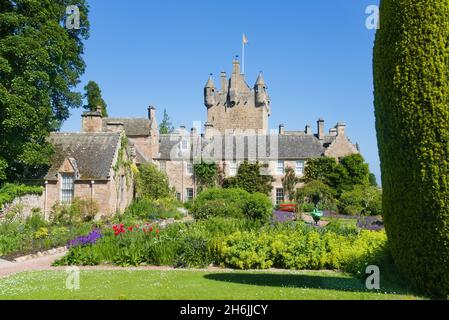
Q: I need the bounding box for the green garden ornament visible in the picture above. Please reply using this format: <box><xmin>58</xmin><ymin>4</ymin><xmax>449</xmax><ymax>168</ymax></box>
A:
<box><xmin>311</xmin><ymin>208</ymin><xmax>323</xmax><ymax>225</ymax></box>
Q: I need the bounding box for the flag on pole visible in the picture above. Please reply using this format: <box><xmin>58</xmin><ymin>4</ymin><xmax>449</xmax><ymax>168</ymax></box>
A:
<box><xmin>243</xmin><ymin>34</ymin><xmax>248</xmax><ymax>45</ymax></box>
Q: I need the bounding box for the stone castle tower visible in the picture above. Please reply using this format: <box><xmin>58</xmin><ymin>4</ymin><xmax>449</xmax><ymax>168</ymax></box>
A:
<box><xmin>204</xmin><ymin>59</ymin><xmax>271</xmax><ymax>134</ymax></box>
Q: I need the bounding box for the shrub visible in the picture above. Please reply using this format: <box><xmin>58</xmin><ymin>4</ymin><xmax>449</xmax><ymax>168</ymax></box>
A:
<box><xmin>190</xmin><ymin>188</ymin><xmax>250</xmax><ymax>220</ymax></box>
<box><xmin>338</xmin><ymin>186</ymin><xmax>382</xmax><ymax>216</ymax></box>
<box><xmin>135</xmin><ymin>164</ymin><xmax>173</xmax><ymax>200</ymax></box>
<box><xmin>25</xmin><ymin>211</ymin><xmax>47</xmax><ymax>231</ymax></box>
<box><xmin>220</xmin><ymin>226</ymin><xmax>388</xmax><ymax>272</ymax></box>
<box><xmin>124</xmin><ymin>197</ymin><xmax>183</xmax><ymax>221</ymax></box>
<box><xmin>51</xmin><ymin>198</ymin><xmax>98</xmax><ymax>225</ymax></box>
<box><xmin>296</xmin><ymin>180</ymin><xmax>337</xmax><ymax>212</ymax></box>
<box><xmin>243</xmin><ymin>193</ymin><xmax>272</xmax><ymax>223</ymax></box>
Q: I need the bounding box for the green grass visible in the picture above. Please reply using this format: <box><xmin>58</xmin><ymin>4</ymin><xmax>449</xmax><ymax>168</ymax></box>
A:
<box><xmin>0</xmin><ymin>269</ymin><xmax>423</xmax><ymax>300</ymax></box>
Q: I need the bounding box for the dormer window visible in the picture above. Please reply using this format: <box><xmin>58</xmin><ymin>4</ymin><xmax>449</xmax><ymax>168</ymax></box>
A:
<box><xmin>61</xmin><ymin>173</ymin><xmax>75</xmax><ymax>204</ymax></box>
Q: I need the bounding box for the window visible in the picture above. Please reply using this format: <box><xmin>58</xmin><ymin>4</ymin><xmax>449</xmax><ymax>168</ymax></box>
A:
<box><xmin>159</xmin><ymin>161</ymin><xmax>166</xmax><ymax>173</ymax></box>
<box><xmin>176</xmin><ymin>193</ymin><xmax>181</xmax><ymax>201</ymax></box>
<box><xmin>186</xmin><ymin>162</ymin><xmax>194</xmax><ymax>176</ymax></box>
<box><xmin>276</xmin><ymin>160</ymin><xmax>285</xmax><ymax>175</ymax></box>
<box><xmin>296</xmin><ymin>160</ymin><xmax>305</xmax><ymax>176</ymax></box>
<box><xmin>61</xmin><ymin>173</ymin><xmax>75</xmax><ymax>204</ymax></box>
<box><xmin>181</xmin><ymin>139</ymin><xmax>189</xmax><ymax>151</ymax></box>
<box><xmin>276</xmin><ymin>188</ymin><xmax>285</xmax><ymax>204</ymax></box>
<box><xmin>229</xmin><ymin>161</ymin><xmax>238</xmax><ymax>176</ymax></box>
<box><xmin>186</xmin><ymin>188</ymin><xmax>194</xmax><ymax>201</ymax></box>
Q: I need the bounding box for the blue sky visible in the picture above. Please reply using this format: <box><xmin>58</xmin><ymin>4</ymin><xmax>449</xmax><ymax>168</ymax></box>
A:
<box><xmin>62</xmin><ymin>0</ymin><xmax>381</xmax><ymax>181</ymax></box>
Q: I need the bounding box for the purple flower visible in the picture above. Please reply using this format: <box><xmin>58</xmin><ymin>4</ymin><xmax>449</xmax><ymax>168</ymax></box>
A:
<box><xmin>68</xmin><ymin>229</ymin><xmax>102</xmax><ymax>248</ymax></box>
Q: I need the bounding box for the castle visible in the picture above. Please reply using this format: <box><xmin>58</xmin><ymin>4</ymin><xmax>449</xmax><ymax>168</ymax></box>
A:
<box><xmin>39</xmin><ymin>59</ymin><xmax>359</xmax><ymax>216</ymax></box>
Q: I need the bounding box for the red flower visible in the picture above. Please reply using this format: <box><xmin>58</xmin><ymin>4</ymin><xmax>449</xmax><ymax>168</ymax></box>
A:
<box><xmin>156</xmin><ymin>230</ymin><xmax>160</xmax><ymax>235</ymax></box>
<box><xmin>149</xmin><ymin>226</ymin><xmax>153</xmax><ymax>232</ymax></box>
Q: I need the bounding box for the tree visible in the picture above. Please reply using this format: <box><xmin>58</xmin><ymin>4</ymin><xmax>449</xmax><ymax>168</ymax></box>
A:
<box><xmin>369</xmin><ymin>173</ymin><xmax>378</xmax><ymax>187</ymax></box>
<box><xmin>374</xmin><ymin>0</ymin><xmax>449</xmax><ymax>298</ymax></box>
<box><xmin>339</xmin><ymin>154</ymin><xmax>370</xmax><ymax>187</ymax></box>
<box><xmin>338</xmin><ymin>185</ymin><xmax>382</xmax><ymax>216</ymax></box>
<box><xmin>0</xmin><ymin>1</ymin><xmax>89</xmax><ymax>183</ymax></box>
<box><xmin>295</xmin><ymin>180</ymin><xmax>337</xmax><ymax>212</ymax></box>
<box><xmin>303</xmin><ymin>155</ymin><xmax>372</xmax><ymax>196</ymax></box>
<box><xmin>193</xmin><ymin>162</ymin><xmax>218</xmax><ymax>192</ymax></box>
<box><xmin>282</xmin><ymin>167</ymin><xmax>299</xmax><ymax>201</ymax></box>
<box><xmin>302</xmin><ymin>157</ymin><xmax>339</xmax><ymax>186</ymax></box>
<box><xmin>223</xmin><ymin>161</ymin><xmax>274</xmax><ymax>196</ymax></box>
<box><xmin>136</xmin><ymin>164</ymin><xmax>173</xmax><ymax>200</ymax></box>
<box><xmin>159</xmin><ymin>109</ymin><xmax>174</xmax><ymax>134</ymax></box>
<box><xmin>84</xmin><ymin>81</ymin><xmax>108</xmax><ymax>117</ymax></box>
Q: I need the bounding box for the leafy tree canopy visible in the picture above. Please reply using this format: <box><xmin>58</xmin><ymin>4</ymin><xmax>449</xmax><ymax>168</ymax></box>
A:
<box><xmin>303</xmin><ymin>155</ymin><xmax>372</xmax><ymax>196</ymax></box>
<box><xmin>0</xmin><ymin>0</ymin><xmax>89</xmax><ymax>183</ymax></box>
<box><xmin>223</xmin><ymin>161</ymin><xmax>274</xmax><ymax>196</ymax></box>
<box><xmin>159</xmin><ymin>109</ymin><xmax>174</xmax><ymax>134</ymax></box>
<box><xmin>84</xmin><ymin>80</ymin><xmax>107</xmax><ymax>117</ymax></box>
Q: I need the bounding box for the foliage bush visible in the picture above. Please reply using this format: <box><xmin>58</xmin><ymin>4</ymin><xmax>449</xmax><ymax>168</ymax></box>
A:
<box><xmin>303</xmin><ymin>155</ymin><xmax>372</xmax><ymax>197</ymax></box>
<box><xmin>338</xmin><ymin>186</ymin><xmax>382</xmax><ymax>216</ymax></box>
<box><xmin>223</xmin><ymin>161</ymin><xmax>274</xmax><ymax>195</ymax></box>
<box><xmin>220</xmin><ymin>226</ymin><xmax>388</xmax><ymax>273</ymax></box>
<box><xmin>135</xmin><ymin>164</ymin><xmax>173</xmax><ymax>200</ymax></box>
<box><xmin>243</xmin><ymin>193</ymin><xmax>273</xmax><ymax>223</ymax></box>
<box><xmin>190</xmin><ymin>188</ymin><xmax>250</xmax><ymax>220</ymax></box>
<box><xmin>0</xmin><ymin>184</ymin><xmax>43</xmax><ymax>209</ymax></box>
<box><xmin>374</xmin><ymin>0</ymin><xmax>449</xmax><ymax>298</ymax></box>
<box><xmin>123</xmin><ymin>197</ymin><xmax>183</xmax><ymax>222</ymax></box>
<box><xmin>194</xmin><ymin>162</ymin><xmax>219</xmax><ymax>192</ymax></box>
<box><xmin>50</xmin><ymin>198</ymin><xmax>98</xmax><ymax>225</ymax></box>
<box><xmin>296</xmin><ymin>180</ymin><xmax>337</xmax><ymax>212</ymax></box>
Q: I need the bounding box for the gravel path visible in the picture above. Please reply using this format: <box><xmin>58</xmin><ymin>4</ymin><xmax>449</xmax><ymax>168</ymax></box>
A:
<box><xmin>0</xmin><ymin>252</ymin><xmax>67</xmax><ymax>279</ymax></box>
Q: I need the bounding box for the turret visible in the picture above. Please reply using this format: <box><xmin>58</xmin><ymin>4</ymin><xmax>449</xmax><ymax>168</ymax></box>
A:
<box><xmin>204</xmin><ymin>74</ymin><xmax>216</xmax><ymax>108</ymax></box>
<box><xmin>255</xmin><ymin>72</ymin><xmax>267</xmax><ymax>107</ymax></box>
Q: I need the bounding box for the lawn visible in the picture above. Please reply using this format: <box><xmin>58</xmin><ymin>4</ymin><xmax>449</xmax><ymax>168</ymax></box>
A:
<box><xmin>0</xmin><ymin>269</ymin><xmax>423</xmax><ymax>300</ymax></box>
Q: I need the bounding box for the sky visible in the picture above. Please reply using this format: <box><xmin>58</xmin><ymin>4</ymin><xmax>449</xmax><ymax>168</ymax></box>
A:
<box><xmin>62</xmin><ymin>0</ymin><xmax>382</xmax><ymax>181</ymax></box>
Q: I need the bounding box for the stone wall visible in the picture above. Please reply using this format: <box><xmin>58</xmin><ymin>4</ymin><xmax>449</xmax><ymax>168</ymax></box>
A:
<box><xmin>207</xmin><ymin>101</ymin><xmax>269</xmax><ymax>134</ymax></box>
<box><xmin>1</xmin><ymin>194</ymin><xmax>45</xmax><ymax>219</ymax></box>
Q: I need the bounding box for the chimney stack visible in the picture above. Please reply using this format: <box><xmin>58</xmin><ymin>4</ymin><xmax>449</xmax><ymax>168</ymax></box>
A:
<box><xmin>336</xmin><ymin>122</ymin><xmax>346</xmax><ymax>137</ymax></box>
<box><xmin>148</xmin><ymin>105</ymin><xmax>156</xmax><ymax>120</ymax></box>
<box><xmin>317</xmin><ymin>118</ymin><xmax>325</xmax><ymax>140</ymax></box>
<box><xmin>279</xmin><ymin>124</ymin><xmax>285</xmax><ymax>135</ymax></box>
<box><xmin>305</xmin><ymin>125</ymin><xmax>312</xmax><ymax>135</ymax></box>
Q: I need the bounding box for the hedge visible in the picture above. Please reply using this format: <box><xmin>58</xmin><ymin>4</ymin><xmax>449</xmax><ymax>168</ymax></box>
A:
<box><xmin>373</xmin><ymin>0</ymin><xmax>449</xmax><ymax>298</ymax></box>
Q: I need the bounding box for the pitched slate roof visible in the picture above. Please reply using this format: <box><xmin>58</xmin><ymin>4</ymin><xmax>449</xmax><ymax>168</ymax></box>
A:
<box><xmin>103</xmin><ymin>118</ymin><xmax>150</xmax><ymax>136</ymax></box>
<box><xmin>45</xmin><ymin>132</ymin><xmax>121</xmax><ymax>180</ymax></box>
<box><xmin>156</xmin><ymin>134</ymin><xmax>326</xmax><ymax>161</ymax></box>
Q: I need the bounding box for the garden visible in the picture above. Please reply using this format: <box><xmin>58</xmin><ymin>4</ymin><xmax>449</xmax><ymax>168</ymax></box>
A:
<box><xmin>0</xmin><ymin>162</ymin><xmax>421</xmax><ymax>299</ymax></box>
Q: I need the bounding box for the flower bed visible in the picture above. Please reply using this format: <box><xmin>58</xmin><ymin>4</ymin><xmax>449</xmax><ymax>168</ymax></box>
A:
<box><xmin>55</xmin><ymin>217</ymin><xmax>389</xmax><ymax>276</ymax></box>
